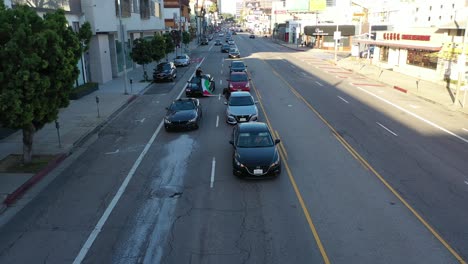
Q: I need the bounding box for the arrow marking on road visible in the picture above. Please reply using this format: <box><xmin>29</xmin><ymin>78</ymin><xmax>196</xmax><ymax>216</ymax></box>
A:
<box><xmin>377</xmin><ymin>122</ymin><xmax>398</xmax><ymax>136</ymax></box>
<box><xmin>338</xmin><ymin>96</ymin><xmax>349</xmax><ymax>104</ymax></box>
<box><xmin>216</xmin><ymin>115</ymin><xmax>219</xmax><ymax>127</ymax></box>
<box><xmin>315</xmin><ymin>81</ymin><xmax>323</xmax><ymax>87</ymax></box>
<box><xmin>105</xmin><ymin>149</ymin><xmax>120</xmax><ymax>155</ymax></box>
<box><xmin>210</xmin><ymin>157</ymin><xmax>216</xmax><ymax>188</ymax></box>
<box><xmin>135</xmin><ymin>118</ymin><xmax>146</xmax><ymax>123</ymax></box>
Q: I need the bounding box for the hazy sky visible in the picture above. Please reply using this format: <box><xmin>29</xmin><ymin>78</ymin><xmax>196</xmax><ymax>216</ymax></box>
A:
<box><xmin>220</xmin><ymin>0</ymin><xmax>237</xmax><ymax>14</ymax></box>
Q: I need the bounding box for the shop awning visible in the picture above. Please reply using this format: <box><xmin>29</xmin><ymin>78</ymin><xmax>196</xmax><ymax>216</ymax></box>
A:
<box><xmin>354</xmin><ymin>39</ymin><xmax>442</xmax><ymax>51</ymax></box>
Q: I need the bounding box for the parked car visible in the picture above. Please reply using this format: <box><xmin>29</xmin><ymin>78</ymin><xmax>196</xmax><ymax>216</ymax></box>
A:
<box><xmin>219</xmin><ymin>33</ymin><xmax>224</xmax><ymax>37</ymax></box>
<box><xmin>201</xmin><ymin>37</ymin><xmax>209</xmax><ymax>45</ymax></box>
<box><xmin>208</xmin><ymin>35</ymin><xmax>214</xmax><ymax>41</ymax></box>
<box><xmin>221</xmin><ymin>44</ymin><xmax>231</xmax><ymax>53</ymax></box>
<box><xmin>164</xmin><ymin>98</ymin><xmax>202</xmax><ymax>131</ymax></box>
<box><xmin>185</xmin><ymin>74</ymin><xmax>216</xmax><ymax>97</ymax></box>
<box><xmin>226</xmin><ymin>71</ymin><xmax>250</xmax><ymax>94</ymax></box>
<box><xmin>229</xmin><ymin>60</ymin><xmax>247</xmax><ymax>72</ymax></box>
<box><xmin>214</xmin><ymin>39</ymin><xmax>222</xmax><ymax>46</ymax></box>
<box><xmin>229</xmin><ymin>122</ymin><xmax>281</xmax><ymax>178</ymax></box>
<box><xmin>225</xmin><ymin>91</ymin><xmax>258</xmax><ymax>125</ymax></box>
<box><xmin>249</xmin><ymin>34</ymin><xmax>255</xmax><ymax>39</ymax></box>
<box><xmin>228</xmin><ymin>48</ymin><xmax>240</xmax><ymax>58</ymax></box>
<box><xmin>173</xmin><ymin>54</ymin><xmax>190</xmax><ymax>67</ymax></box>
<box><xmin>153</xmin><ymin>62</ymin><xmax>177</xmax><ymax>82</ymax></box>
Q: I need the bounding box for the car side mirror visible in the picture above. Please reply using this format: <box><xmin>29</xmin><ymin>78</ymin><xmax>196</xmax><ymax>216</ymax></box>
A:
<box><xmin>229</xmin><ymin>140</ymin><xmax>234</xmax><ymax>145</ymax></box>
<box><xmin>254</xmin><ymin>101</ymin><xmax>259</xmax><ymax>104</ymax></box>
<box><xmin>274</xmin><ymin>139</ymin><xmax>281</xmax><ymax>144</ymax></box>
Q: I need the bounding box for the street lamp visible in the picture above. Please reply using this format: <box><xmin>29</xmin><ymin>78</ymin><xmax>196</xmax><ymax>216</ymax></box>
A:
<box><xmin>117</xmin><ymin>0</ymin><xmax>129</xmax><ymax>95</ymax></box>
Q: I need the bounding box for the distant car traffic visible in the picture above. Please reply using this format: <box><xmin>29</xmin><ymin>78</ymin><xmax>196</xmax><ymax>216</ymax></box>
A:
<box><xmin>221</xmin><ymin>44</ymin><xmax>231</xmax><ymax>53</ymax></box>
<box><xmin>249</xmin><ymin>34</ymin><xmax>255</xmax><ymax>39</ymax></box>
<box><xmin>153</xmin><ymin>62</ymin><xmax>177</xmax><ymax>82</ymax></box>
<box><xmin>228</xmin><ymin>40</ymin><xmax>235</xmax><ymax>45</ymax></box>
<box><xmin>173</xmin><ymin>54</ymin><xmax>190</xmax><ymax>67</ymax></box>
<box><xmin>164</xmin><ymin>98</ymin><xmax>202</xmax><ymax>131</ymax></box>
<box><xmin>225</xmin><ymin>91</ymin><xmax>258</xmax><ymax>125</ymax></box>
<box><xmin>229</xmin><ymin>122</ymin><xmax>281</xmax><ymax>178</ymax></box>
<box><xmin>229</xmin><ymin>60</ymin><xmax>247</xmax><ymax>72</ymax></box>
<box><xmin>214</xmin><ymin>39</ymin><xmax>222</xmax><ymax>46</ymax></box>
<box><xmin>200</xmin><ymin>37</ymin><xmax>209</xmax><ymax>45</ymax></box>
<box><xmin>185</xmin><ymin>74</ymin><xmax>216</xmax><ymax>97</ymax></box>
<box><xmin>228</xmin><ymin>48</ymin><xmax>240</xmax><ymax>58</ymax></box>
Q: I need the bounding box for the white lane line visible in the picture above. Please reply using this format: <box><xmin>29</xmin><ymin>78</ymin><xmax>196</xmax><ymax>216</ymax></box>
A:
<box><xmin>376</xmin><ymin>122</ymin><xmax>398</xmax><ymax>137</ymax></box>
<box><xmin>290</xmin><ymin>65</ymin><xmax>297</xmax><ymax>69</ymax></box>
<box><xmin>464</xmin><ymin>181</ymin><xmax>468</xmax><ymax>185</ymax></box>
<box><xmin>74</xmin><ymin>56</ymin><xmax>207</xmax><ymax>264</ymax></box>
<box><xmin>220</xmin><ymin>80</ymin><xmax>223</xmax><ymax>85</ymax></box>
<box><xmin>315</xmin><ymin>81</ymin><xmax>323</xmax><ymax>87</ymax></box>
<box><xmin>218</xmin><ymin>93</ymin><xmax>221</xmax><ymax>100</ymax></box>
<box><xmin>463</xmin><ymin>128</ymin><xmax>468</xmax><ymax>132</ymax></box>
<box><xmin>210</xmin><ymin>157</ymin><xmax>216</xmax><ymax>188</ymax></box>
<box><xmin>216</xmin><ymin>115</ymin><xmax>219</xmax><ymax>127</ymax></box>
<box><xmin>73</xmin><ymin>121</ymin><xmax>164</xmax><ymax>264</ymax></box>
<box><xmin>221</xmin><ymin>69</ymin><xmax>223</xmax><ymax>74</ymax></box>
<box><xmin>338</xmin><ymin>96</ymin><xmax>349</xmax><ymax>104</ymax></box>
<box><xmin>356</xmin><ymin>86</ymin><xmax>468</xmax><ymax>144</ymax></box>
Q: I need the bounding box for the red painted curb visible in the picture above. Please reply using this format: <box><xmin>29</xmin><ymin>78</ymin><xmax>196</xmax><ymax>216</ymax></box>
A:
<box><xmin>3</xmin><ymin>153</ymin><xmax>67</xmax><ymax>206</ymax></box>
<box><xmin>393</xmin><ymin>85</ymin><xmax>408</xmax><ymax>93</ymax></box>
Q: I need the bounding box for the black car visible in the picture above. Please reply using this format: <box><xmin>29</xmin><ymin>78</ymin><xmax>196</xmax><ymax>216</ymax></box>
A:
<box><xmin>185</xmin><ymin>74</ymin><xmax>216</xmax><ymax>97</ymax></box>
<box><xmin>229</xmin><ymin>122</ymin><xmax>281</xmax><ymax>178</ymax></box>
<box><xmin>229</xmin><ymin>60</ymin><xmax>247</xmax><ymax>72</ymax></box>
<box><xmin>153</xmin><ymin>62</ymin><xmax>177</xmax><ymax>82</ymax></box>
<box><xmin>164</xmin><ymin>98</ymin><xmax>202</xmax><ymax>131</ymax></box>
<box><xmin>221</xmin><ymin>44</ymin><xmax>231</xmax><ymax>53</ymax></box>
<box><xmin>249</xmin><ymin>34</ymin><xmax>255</xmax><ymax>39</ymax></box>
<box><xmin>201</xmin><ymin>37</ymin><xmax>209</xmax><ymax>45</ymax></box>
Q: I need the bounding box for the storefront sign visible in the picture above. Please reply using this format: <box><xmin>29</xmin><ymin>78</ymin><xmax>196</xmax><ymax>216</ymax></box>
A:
<box><xmin>383</xmin><ymin>33</ymin><xmax>430</xmax><ymax>41</ymax></box>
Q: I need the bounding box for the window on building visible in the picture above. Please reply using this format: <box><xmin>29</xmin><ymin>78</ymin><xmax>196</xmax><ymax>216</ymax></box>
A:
<box><xmin>326</xmin><ymin>0</ymin><xmax>336</xmax><ymax>7</ymax></box>
<box><xmin>140</xmin><ymin>0</ymin><xmax>150</xmax><ymax>19</ymax></box>
<box><xmin>429</xmin><ymin>6</ymin><xmax>432</xmax><ymax>10</ymax></box>
<box><xmin>155</xmin><ymin>2</ymin><xmax>161</xmax><ymax>18</ymax></box>
<box><xmin>428</xmin><ymin>16</ymin><xmax>431</xmax><ymax>21</ymax></box>
<box><xmin>133</xmin><ymin>0</ymin><xmax>139</xmax><ymax>13</ymax></box>
<box><xmin>416</xmin><ymin>7</ymin><xmax>419</xmax><ymax>12</ymax></box>
<box><xmin>115</xmin><ymin>0</ymin><xmax>131</xmax><ymax>17</ymax></box>
<box><xmin>150</xmin><ymin>0</ymin><xmax>155</xmax><ymax>16</ymax></box>
<box><xmin>407</xmin><ymin>49</ymin><xmax>438</xmax><ymax>70</ymax></box>
<box><xmin>380</xmin><ymin>46</ymin><xmax>389</xmax><ymax>62</ymax></box>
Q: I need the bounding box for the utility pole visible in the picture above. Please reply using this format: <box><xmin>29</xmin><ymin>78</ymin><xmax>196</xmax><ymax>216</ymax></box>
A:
<box><xmin>334</xmin><ymin>24</ymin><xmax>339</xmax><ymax>63</ymax></box>
<box><xmin>117</xmin><ymin>0</ymin><xmax>129</xmax><ymax>95</ymax></box>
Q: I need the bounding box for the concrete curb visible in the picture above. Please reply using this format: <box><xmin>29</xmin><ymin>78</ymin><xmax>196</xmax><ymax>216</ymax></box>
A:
<box><xmin>3</xmin><ymin>153</ymin><xmax>67</xmax><ymax>206</ymax></box>
<box><xmin>393</xmin><ymin>86</ymin><xmax>408</xmax><ymax>93</ymax></box>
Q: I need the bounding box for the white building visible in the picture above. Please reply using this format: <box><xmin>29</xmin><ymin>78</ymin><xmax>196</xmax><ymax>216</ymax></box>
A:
<box><xmin>82</xmin><ymin>0</ymin><xmax>165</xmax><ymax>84</ymax></box>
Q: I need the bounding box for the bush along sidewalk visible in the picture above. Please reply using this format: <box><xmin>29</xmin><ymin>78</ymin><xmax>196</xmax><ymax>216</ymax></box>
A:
<box><xmin>69</xmin><ymin>82</ymin><xmax>99</xmax><ymax>100</ymax></box>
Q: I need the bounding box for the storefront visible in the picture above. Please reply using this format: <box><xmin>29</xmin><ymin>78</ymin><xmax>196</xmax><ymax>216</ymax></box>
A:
<box><xmin>304</xmin><ymin>25</ymin><xmax>357</xmax><ymax>50</ymax></box>
<box><xmin>356</xmin><ymin>29</ymin><xmax>444</xmax><ymax>81</ymax></box>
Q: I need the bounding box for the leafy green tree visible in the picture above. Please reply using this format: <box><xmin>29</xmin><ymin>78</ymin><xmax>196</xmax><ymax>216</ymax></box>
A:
<box><xmin>163</xmin><ymin>33</ymin><xmax>175</xmax><ymax>61</ymax></box>
<box><xmin>208</xmin><ymin>3</ymin><xmax>217</xmax><ymax>14</ymax></box>
<box><xmin>182</xmin><ymin>31</ymin><xmax>190</xmax><ymax>48</ymax></box>
<box><xmin>150</xmin><ymin>34</ymin><xmax>166</xmax><ymax>63</ymax></box>
<box><xmin>0</xmin><ymin>5</ymin><xmax>83</xmax><ymax>163</ymax></box>
<box><xmin>77</xmin><ymin>22</ymin><xmax>92</xmax><ymax>53</ymax></box>
<box><xmin>130</xmin><ymin>38</ymin><xmax>153</xmax><ymax>81</ymax></box>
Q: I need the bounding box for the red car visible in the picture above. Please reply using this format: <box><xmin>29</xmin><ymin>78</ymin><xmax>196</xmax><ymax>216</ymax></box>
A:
<box><xmin>227</xmin><ymin>72</ymin><xmax>251</xmax><ymax>93</ymax></box>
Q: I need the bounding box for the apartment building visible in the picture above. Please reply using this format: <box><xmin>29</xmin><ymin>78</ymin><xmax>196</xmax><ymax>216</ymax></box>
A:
<box><xmin>163</xmin><ymin>0</ymin><xmax>190</xmax><ymax>31</ymax></box>
<box><xmin>82</xmin><ymin>0</ymin><xmax>165</xmax><ymax>84</ymax></box>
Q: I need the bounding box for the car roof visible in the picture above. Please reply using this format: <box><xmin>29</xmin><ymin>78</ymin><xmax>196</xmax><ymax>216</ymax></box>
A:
<box><xmin>238</xmin><ymin>122</ymin><xmax>269</xmax><ymax>133</ymax></box>
<box><xmin>230</xmin><ymin>91</ymin><xmax>251</xmax><ymax>97</ymax></box>
<box><xmin>174</xmin><ymin>98</ymin><xmax>196</xmax><ymax>103</ymax></box>
<box><xmin>231</xmin><ymin>60</ymin><xmax>244</xmax><ymax>65</ymax></box>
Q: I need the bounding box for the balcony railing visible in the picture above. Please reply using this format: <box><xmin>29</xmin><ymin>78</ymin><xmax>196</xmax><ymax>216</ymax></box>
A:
<box><xmin>12</xmin><ymin>0</ymin><xmax>71</xmax><ymax>11</ymax></box>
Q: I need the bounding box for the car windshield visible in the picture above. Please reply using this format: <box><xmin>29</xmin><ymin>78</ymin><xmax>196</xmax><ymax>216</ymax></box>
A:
<box><xmin>237</xmin><ymin>132</ymin><xmax>274</xmax><ymax>148</ymax></box>
<box><xmin>230</xmin><ymin>74</ymin><xmax>248</xmax><ymax>82</ymax></box>
<box><xmin>169</xmin><ymin>101</ymin><xmax>195</xmax><ymax>111</ymax></box>
<box><xmin>158</xmin><ymin>64</ymin><xmax>172</xmax><ymax>71</ymax></box>
<box><xmin>230</xmin><ymin>49</ymin><xmax>238</xmax><ymax>53</ymax></box>
<box><xmin>189</xmin><ymin>76</ymin><xmax>202</xmax><ymax>84</ymax></box>
<box><xmin>232</xmin><ymin>62</ymin><xmax>244</xmax><ymax>68</ymax></box>
<box><xmin>229</xmin><ymin>96</ymin><xmax>253</xmax><ymax>106</ymax></box>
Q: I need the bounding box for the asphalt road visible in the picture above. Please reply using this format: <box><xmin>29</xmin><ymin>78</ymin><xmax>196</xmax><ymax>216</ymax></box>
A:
<box><xmin>0</xmin><ymin>34</ymin><xmax>466</xmax><ymax>264</ymax></box>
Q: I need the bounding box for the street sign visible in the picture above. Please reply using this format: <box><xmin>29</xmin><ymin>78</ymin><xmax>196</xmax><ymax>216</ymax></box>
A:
<box><xmin>334</xmin><ymin>31</ymin><xmax>341</xmax><ymax>40</ymax></box>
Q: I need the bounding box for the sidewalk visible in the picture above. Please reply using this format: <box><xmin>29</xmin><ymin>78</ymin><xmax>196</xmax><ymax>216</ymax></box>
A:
<box><xmin>274</xmin><ymin>39</ymin><xmax>468</xmax><ymax>115</ymax></box>
<box><xmin>0</xmin><ymin>41</ymin><xmax>200</xmax><ymax>211</ymax></box>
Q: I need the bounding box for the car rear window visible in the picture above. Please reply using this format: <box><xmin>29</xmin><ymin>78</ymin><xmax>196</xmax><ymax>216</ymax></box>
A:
<box><xmin>229</xmin><ymin>95</ymin><xmax>254</xmax><ymax>106</ymax></box>
<box><xmin>170</xmin><ymin>101</ymin><xmax>195</xmax><ymax>111</ymax></box>
<box><xmin>230</xmin><ymin>73</ymin><xmax>248</xmax><ymax>82</ymax></box>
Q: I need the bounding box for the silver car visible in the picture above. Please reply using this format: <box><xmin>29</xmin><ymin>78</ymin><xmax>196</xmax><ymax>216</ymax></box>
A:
<box><xmin>174</xmin><ymin>54</ymin><xmax>190</xmax><ymax>67</ymax></box>
<box><xmin>225</xmin><ymin>91</ymin><xmax>258</xmax><ymax>124</ymax></box>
